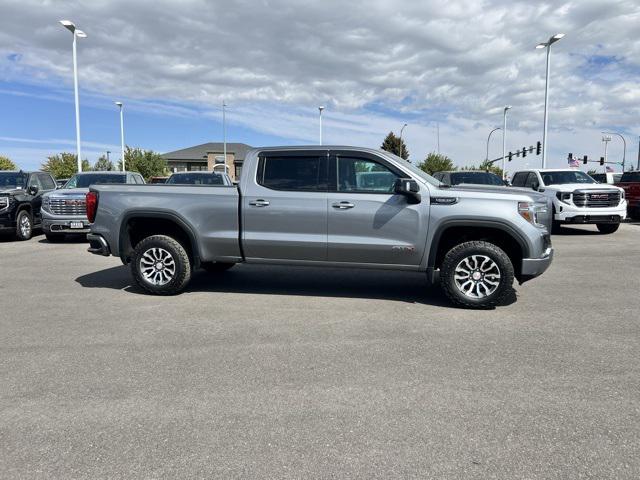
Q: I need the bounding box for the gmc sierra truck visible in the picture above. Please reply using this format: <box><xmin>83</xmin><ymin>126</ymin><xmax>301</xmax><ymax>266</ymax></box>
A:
<box><xmin>86</xmin><ymin>146</ymin><xmax>553</xmax><ymax>308</ymax></box>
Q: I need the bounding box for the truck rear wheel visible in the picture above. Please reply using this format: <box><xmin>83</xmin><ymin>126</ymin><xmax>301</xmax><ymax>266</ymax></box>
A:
<box><xmin>131</xmin><ymin>235</ymin><xmax>192</xmax><ymax>295</ymax></box>
<box><xmin>440</xmin><ymin>241</ymin><xmax>514</xmax><ymax>309</ymax></box>
<box><xmin>596</xmin><ymin>223</ymin><xmax>619</xmax><ymax>234</ymax></box>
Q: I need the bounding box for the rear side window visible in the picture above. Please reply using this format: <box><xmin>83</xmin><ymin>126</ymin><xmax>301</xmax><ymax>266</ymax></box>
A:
<box><xmin>258</xmin><ymin>156</ymin><xmax>324</xmax><ymax>191</ymax></box>
<box><xmin>620</xmin><ymin>172</ymin><xmax>640</xmax><ymax>182</ymax></box>
<box><xmin>524</xmin><ymin>173</ymin><xmax>539</xmax><ymax>188</ymax></box>
<box><xmin>511</xmin><ymin>172</ymin><xmax>528</xmax><ymax>187</ymax></box>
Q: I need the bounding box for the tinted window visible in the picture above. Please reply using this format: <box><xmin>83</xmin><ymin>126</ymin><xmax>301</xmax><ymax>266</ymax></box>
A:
<box><xmin>167</xmin><ymin>173</ymin><xmax>226</xmax><ymax>185</ymax></box>
<box><xmin>590</xmin><ymin>173</ymin><xmax>606</xmax><ymax>183</ymax></box>
<box><xmin>524</xmin><ymin>173</ymin><xmax>539</xmax><ymax>188</ymax></box>
<box><xmin>449</xmin><ymin>172</ymin><xmax>503</xmax><ymax>186</ymax></box>
<box><xmin>38</xmin><ymin>173</ymin><xmax>56</xmax><ymax>190</ymax></box>
<box><xmin>540</xmin><ymin>170</ymin><xmax>595</xmax><ymax>185</ymax></box>
<box><xmin>620</xmin><ymin>172</ymin><xmax>640</xmax><ymax>182</ymax></box>
<box><xmin>28</xmin><ymin>174</ymin><xmax>43</xmax><ymax>190</ymax></box>
<box><xmin>0</xmin><ymin>172</ymin><xmax>28</xmax><ymax>189</ymax></box>
<box><xmin>337</xmin><ymin>157</ymin><xmax>398</xmax><ymax>193</ymax></box>
<box><xmin>511</xmin><ymin>172</ymin><xmax>528</xmax><ymax>187</ymax></box>
<box><xmin>65</xmin><ymin>174</ymin><xmax>127</xmax><ymax>188</ymax></box>
<box><xmin>259</xmin><ymin>156</ymin><xmax>323</xmax><ymax>191</ymax></box>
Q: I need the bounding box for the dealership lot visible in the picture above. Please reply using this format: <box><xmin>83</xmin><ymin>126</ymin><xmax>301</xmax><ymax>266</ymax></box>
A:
<box><xmin>1</xmin><ymin>224</ymin><xmax>639</xmax><ymax>478</ymax></box>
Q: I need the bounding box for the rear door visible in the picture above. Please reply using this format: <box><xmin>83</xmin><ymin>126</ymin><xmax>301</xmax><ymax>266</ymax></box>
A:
<box><xmin>242</xmin><ymin>150</ymin><xmax>328</xmax><ymax>261</ymax></box>
<box><xmin>326</xmin><ymin>151</ymin><xmax>428</xmax><ymax>266</ymax></box>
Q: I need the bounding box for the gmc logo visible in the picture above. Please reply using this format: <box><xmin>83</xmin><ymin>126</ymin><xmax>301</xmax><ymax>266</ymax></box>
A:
<box><xmin>589</xmin><ymin>194</ymin><xmax>608</xmax><ymax>200</ymax></box>
<box><xmin>64</xmin><ymin>200</ymin><xmax>85</xmax><ymax>206</ymax></box>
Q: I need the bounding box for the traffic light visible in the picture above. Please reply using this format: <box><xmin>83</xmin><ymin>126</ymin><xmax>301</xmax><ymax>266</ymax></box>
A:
<box><xmin>600</xmin><ymin>157</ymin><xmax>605</xmax><ymax>165</ymax></box>
<box><xmin>583</xmin><ymin>155</ymin><xmax>588</xmax><ymax>164</ymax></box>
<box><xmin>522</xmin><ymin>147</ymin><xmax>527</xmax><ymax>158</ymax></box>
<box><xmin>536</xmin><ymin>141</ymin><xmax>542</xmax><ymax>155</ymax></box>
<box><xmin>508</xmin><ymin>151</ymin><xmax>513</xmax><ymax>161</ymax></box>
<box><xmin>528</xmin><ymin>146</ymin><xmax>534</xmax><ymax>154</ymax></box>
<box><xmin>568</xmin><ymin>153</ymin><xmax>573</xmax><ymax>162</ymax></box>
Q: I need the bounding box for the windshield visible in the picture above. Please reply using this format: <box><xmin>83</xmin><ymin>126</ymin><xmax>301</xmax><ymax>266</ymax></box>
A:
<box><xmin>65</xmin><ymin>173</ymin><xmax>127</xmax><ymax>188</ymax></box>
<box><xmin>167</xmin><ymin>173</ymin><xmax>225</xmax><ymax>185</ymax></box>
<box><xmin>449</xmin><ymin>172</ymin><xmax>503</xmax><ymax>186</ymax></box>
<box><xmin>541</xmin><ymin>170</ymin><xmax>596</xmax><ymax>186</ymax></box>
<box><xmin>381</xmin><ymin>152</ymin><xmax>443</xmax><ymax>186</ymax></box>
<box><xmin>0</xmin><ymin>172</ymin><xmax>28</xmax><ymax>190</ymax></box>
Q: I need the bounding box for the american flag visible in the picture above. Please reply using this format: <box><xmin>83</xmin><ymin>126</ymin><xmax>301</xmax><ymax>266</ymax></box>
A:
<box><xmin>568</xmin><ymin>158</ymin><xmax>580</xmax><ymax>168</ymax></box>
<box><xmin>606</xmin><ymin>166</ymin><xmax>615</xmax><ymax>172</ymax></box>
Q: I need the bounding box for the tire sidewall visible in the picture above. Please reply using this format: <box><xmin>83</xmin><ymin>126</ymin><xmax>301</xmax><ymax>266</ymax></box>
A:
<box><xmin>131</xmin><ymin>235</ymin><xmax>191</xmax><ymax>295</ymax></box>
<box><xmin>596</xmin><ymin>223</ymin><xmax>619</xmax><ymax>234</ymax></box>
<box><xmin>16</xmin><ymin>210</ymin><xmax>33</xmax><ymax>241</ymax></box>
<box><xmin>440</xmin><ymin>242</ymin><xmax>514</xmax><ymax>308</ymax></box>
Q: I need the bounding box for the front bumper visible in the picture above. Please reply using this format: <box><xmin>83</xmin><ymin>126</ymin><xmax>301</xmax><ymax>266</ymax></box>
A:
<box><xmin>520</xmin><ymin>247</ymin><xmax>554</xmax><ymax>283</ymax></box>
<box><xmin>554</xmin><ymin>200</ymin><xmax>627</xmax><ymax>223</ymax></box>
<box><xmin>87</xmin><ymin>234</ymin><xmax>111</xmax><ymax>256</ymax></box>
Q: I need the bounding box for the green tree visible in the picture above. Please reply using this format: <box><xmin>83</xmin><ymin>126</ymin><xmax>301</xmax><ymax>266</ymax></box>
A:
<box><xmin>119</xmin><ymin>146</ymin><xmax>167</xmax><ymax>180</ymax></box>
<box><xmin>462</xmin><ymin>159</ymin><xmax>504</xmax><ymax>179</ymax></box>
<box><xmin>0</xmin><ymin>155</ymin><xmax>17</xmax><ymax>170</ymax></box>
<box><xmin>41</xmin><ymin>153</ymin><xmax>91</xmax><ymax>178</ymax></box>
<box><xmin>380</xmin><ymin>131</ymin><xmax>409</xmax><ymax>160</ymax></box>
<box><xmin>417</xmin><ymin>152</ymin><xmax>455</xmax><ymax>175</ymax></box>
<box><xmin>94</xmin><ymin>155</ymin><xmax>114</xmax><ymax>171</ymax></box>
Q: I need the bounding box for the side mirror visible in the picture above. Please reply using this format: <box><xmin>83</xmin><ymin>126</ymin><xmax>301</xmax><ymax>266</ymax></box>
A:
<box><xmin>394</xmin><ymin>178</ymin><xmax>421</xmax><ymax>204</ymax></box>
<box><xmin>28</xmin><ymin>185</ymin><xmax>39</xmax><ymax>195</ymax></box>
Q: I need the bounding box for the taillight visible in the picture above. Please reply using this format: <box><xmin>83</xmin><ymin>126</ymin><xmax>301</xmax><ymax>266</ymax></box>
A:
<box><xmin>86</xmin><ymin>191</ymin><xmax>98</xmax><ymax>223</ymax></box>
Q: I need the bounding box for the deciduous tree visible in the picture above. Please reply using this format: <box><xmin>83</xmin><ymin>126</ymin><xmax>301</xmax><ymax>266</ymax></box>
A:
<box><xmin>417</xmin><ymin>152</ymin><xmax>455</xmax><ymax>175</ymax></box>
<box><xmin>0</xmin><ymin>155</ymin><xmax>17</xmax><ymax>170</ymax></box>
<box><xmin>41</xmin><ymin>153</ymin><xmax>90</xmax><ymax>178</ymax></box>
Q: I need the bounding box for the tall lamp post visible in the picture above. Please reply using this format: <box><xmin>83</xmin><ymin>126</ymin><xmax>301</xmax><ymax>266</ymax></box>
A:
<box><xmin>399</xmin><ymin>123</ymin><xmax>408</xmax><ymax>158</ymax></box>
<box><xmin>318</xmin><ymin>106</ymin><xmax>325</xmax><ymax>145</ymax></box>
<box><xmin>59</xmin><ymin>20</ymin><xmax>87</xmax><ymax>173</ymax></box>
<box><xmin>486</xmin><ymin>127</ymin><xmax>501</xmax><ymax>162</ymax></box>
<box><xmin>502</xmin><ymin>106</ymin><xmax>511</xmax><ymax>180</ymax></box>
<box><xmin>115</xmin><ymin>102</ymin><xmax>125</xmax><ymax>171</ymax></box>
<box><xmin>602</xmin><ymin>131</ymin><xmax>626</xmax><ymax>171</ymax></box>
<box><xmin>536</xmin><ymin>33</ymin><xmax>565</xmax><ymax>168</ymax></box>
<box><xmin>222</xmin><ymin>100</ymin><xmax>227</xmax><ymax>166</ymax></box>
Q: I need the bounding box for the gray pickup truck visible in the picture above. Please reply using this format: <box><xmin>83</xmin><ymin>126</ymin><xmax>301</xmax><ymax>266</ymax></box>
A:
<box><xmin>87</xmin><ymin>146</ymin><xmax>553</xmax><ymax>308</ymax></box>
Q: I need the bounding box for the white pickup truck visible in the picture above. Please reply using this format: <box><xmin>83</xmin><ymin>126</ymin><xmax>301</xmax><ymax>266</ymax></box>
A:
<box><xmin>511</xmin><ymin>168</ymin><xmax>627</xmax><ymax>233</ymax></box>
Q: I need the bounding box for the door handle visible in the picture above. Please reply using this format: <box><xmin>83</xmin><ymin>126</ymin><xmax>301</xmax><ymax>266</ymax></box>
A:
<box><xmin>332</xmin><ymin>201</ymin><xmax>355</xmax><ymax>209</ymax></box>
<box><xmin>249</xmin><ymin>199</ymin><xmax>270</xmax><ymax>207</ymax></box>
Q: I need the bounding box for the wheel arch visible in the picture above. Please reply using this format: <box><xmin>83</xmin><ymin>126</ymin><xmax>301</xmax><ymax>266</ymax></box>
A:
<box><xmin>119</xmin><ymin>211</ymin><xmax>201</xmax><ymax>267</ymax></box>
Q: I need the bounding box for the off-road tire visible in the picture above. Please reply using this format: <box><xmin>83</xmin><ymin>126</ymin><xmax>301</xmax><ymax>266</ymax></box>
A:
<box><xmin>596</xmin><ymin>223</ymin><xmax>619</xmax><ymax>234</ymax></box>
<box><xmin>15</xmin><ymin>210</ymin><xmax>33</xmax><ymax>241</ymax></box>
<box><xmin>440</xmin><ymin>241</ymin><xmax>515</xmax><ymax>309</ymax></box>
<box><xmin>131</xmin><ymin>235</ymin><xmax>192</xmax><ymax>295</ymax></box>
<box><xmin>201</xmin><ymin>262</ymin><xmax>236</xmax><ymax>273</ymax></box>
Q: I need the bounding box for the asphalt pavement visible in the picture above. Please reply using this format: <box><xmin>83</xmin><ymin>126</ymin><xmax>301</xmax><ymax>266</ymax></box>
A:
<box><xmin>1</xmin><ymin>223</ymin><xmax>639</xmax><ymax>479</ymax></box>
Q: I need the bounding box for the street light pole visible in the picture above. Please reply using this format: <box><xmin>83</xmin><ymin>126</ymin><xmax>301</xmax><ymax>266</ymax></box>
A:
<box><xmin>318</xmin><ymin>106</ymin><xmax>324</xmax><ymax>145</ymax></box>
<box><xmin>602</xmin><ymin>131</ymin><xmax>626</xmax><ymax>171</ymax></box>
<box><xmin>60</xmin><ymin>20</ymin><xmax>87</xmax><ymax>173</ymax></box>
<box><xmin>115</xmin><ymin>102</ymin><xmax>125</xmax><ymax>171</ymax></box>
<box><xmin>222</xmin><ymin>100</ymin><xmax>227</xmax><ymax>165</ymax></box>
<box><xmin>399</xmin><ymin>123</ymin><xmax>408</xmax><ymax>158</ymax></box>
<box><xmin>502</xmin><ymin>106</ymin><xmax>511</xmax><ymax>180</ymax></box>
<box><xmin>536</xmin><ymin>33</ymin><xmax>565</xmax><ymax>168</ymax></box>
<box><xmin>486</xmin><ymin>127</ymin><xmax>501</xmax><ymax>162</ymax></box>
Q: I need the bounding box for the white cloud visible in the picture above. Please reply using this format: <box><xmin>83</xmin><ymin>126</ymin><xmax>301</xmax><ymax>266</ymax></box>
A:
<box><xmin>0</xmin><ymin>0</ymin><xmax>639</xmax><ymax>170</ymax></box>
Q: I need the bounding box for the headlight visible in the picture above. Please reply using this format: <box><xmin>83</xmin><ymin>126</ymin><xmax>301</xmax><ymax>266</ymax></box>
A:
<box><xmin>518</xmin><ymin>201</ymin><xmax>547</xmax><ymax>228</ymax></box>
<box><xmin>41</xmin><ymin>196</ymin><xmax>51</xmax><ymax>212</ymax></box>
<box><xmin>555</xmin><ymin>191</ymin><xmax>571</xmax><ymax>204</ymax></box>
<box><xmin>0</xmin><ymin>196</ymin><xmax>9</xmax><ymax>211</ymax></box>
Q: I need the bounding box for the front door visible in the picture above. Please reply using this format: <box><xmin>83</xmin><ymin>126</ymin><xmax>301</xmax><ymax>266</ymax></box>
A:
<box><xmin>327</xmin><ymin>152</ymin><xmax>428</xmax><ymax>266</ymax></box>
<box><xmin>242</xmin><ymin>151</ymin><xmax>328</xmax><ymax>261</ymax></box>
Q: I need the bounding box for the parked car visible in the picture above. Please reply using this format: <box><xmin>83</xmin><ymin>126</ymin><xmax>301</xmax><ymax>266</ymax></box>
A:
<box><xmin>615</xmin><ymin>170</ymin><xmax>640</xmax><ymax>220</ymax></box>
<box><xmin>511</xmin><ymin>169</ymin><xmax>626</xmax><ymax>234</ymax></box>
<box><xmin>56</xmin><ymin>178</ymin><xmax>70</xmax><ymax>189</ymax></box>
<box><xmin>433</xmin><ymin>170</ymin><xmax>505</xmax><ymax>186</ymax></box>
<box><xmin>148</xmin><ymin>176</ymin><xmax>169</xmax><ymax>184</ymax></box>
<box><xmin>41</xmin><ymin>171</ymin><xmax>145</xmax><ymax>242</ymax></box>
<box><xmin>87</xmin><ymin>146</ymin><xmax>553</xmax><ymax>309</ymax></box>
<box><xmin>166</xmin><ymin>171</ymin><xmax>233</xmax><ymax>185</ymax></box>
<box><xmin>589</xmin><ymin>172</ymin><xmax>622</xmax><ymax>184</ymax></box>
<box><xmin>0</xmin><ymin>170</ymin><xmax>57</xmax><ymax>240</ymax></box>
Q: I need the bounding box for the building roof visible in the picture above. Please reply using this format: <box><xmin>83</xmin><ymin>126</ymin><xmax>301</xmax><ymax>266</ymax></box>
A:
<box><xmin>162</xmin><ymin>142</ymin><xmax>253</xmax><ymax>162</ymax></box>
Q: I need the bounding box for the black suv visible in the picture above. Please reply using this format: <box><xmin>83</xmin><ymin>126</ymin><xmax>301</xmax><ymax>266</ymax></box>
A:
<box><xmin>0</xmin><ymin>171</ymin><xmax>57</xmax><ymax>240</ymax></box>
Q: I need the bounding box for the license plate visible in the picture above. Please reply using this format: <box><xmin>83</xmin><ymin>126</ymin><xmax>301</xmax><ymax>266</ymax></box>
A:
<box><xmin>69</xmin><ymin>221</ymin><xmax>85</xmax><ymax>229</ymax></box>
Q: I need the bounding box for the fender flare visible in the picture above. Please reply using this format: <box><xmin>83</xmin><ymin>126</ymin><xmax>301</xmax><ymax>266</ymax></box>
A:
<box><xmin>118</xmin><ymin>210</ymin><xmax>201</xmax><ymax>266</ymax></box>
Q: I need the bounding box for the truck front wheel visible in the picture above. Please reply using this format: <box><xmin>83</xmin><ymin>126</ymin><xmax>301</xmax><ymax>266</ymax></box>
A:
<box><xmin>440</xmin><ymin>241</ymin><xmax>514</xmax><ymax>309</ymax></box>
<box><xmin>596</xmin><ymin>223</ymin><xmax>619</xmax><ymax>234</ymax></box>
<box><xmin>131</xmin><ymin>235</ymin><xmax>192</xmax><ymax>295</ymax></box>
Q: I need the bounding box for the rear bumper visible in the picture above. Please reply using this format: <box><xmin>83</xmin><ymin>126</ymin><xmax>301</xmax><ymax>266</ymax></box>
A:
<box><xmin>42</xmin><ymin>213</ymin><xmax>91</xmax><ymax>233</ymax></box>
<box><xmin>520</xmin><ymin>247</ymin><xmax>553</xmax><ymax>283</ymax></box>
<box><xmin>87</xmin><ymin>233</ymin><xmax>111</xmax><ymax>256</ymax></box>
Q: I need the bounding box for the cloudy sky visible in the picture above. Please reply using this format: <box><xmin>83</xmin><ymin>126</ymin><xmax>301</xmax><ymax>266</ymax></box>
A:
<box><xmin>1</xmin><ymin>0</ymin><xmax>639</xmax><ymax>173</ymax></box>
